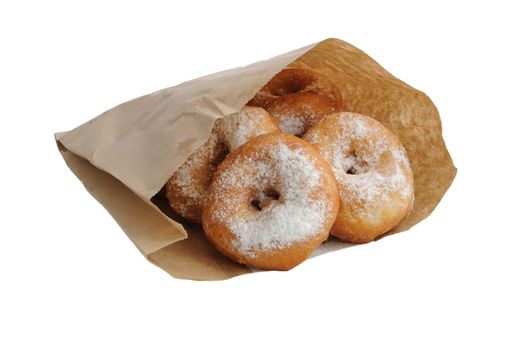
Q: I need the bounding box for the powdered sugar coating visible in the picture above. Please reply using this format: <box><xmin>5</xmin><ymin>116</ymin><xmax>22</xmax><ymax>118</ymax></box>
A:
<box><xmin>166</xmin><ymin>134</ymin><xmax>224</xmax><ymax>220</ymax></box>
<box><xmin>304</xmin><ymin>112</ymin><xmax>414</xmax><ymax>228</ymax></box>
<box><xmin>206</xmin><ymin>136</ymin><xmax>335</xmax><ymax>258</ymax></box>
<box><xmin>278</xmin><ymin>115</ymin><xmax>304</xmax><ymax>135</ymax></box>
<box><xmin>335</xmin><ymin>116</ymin><xmax>411</xmax><ymax>207</ymax></box>
<box><xmin>166</xmin><ymin>107</ymin><xmax>279</xmax><ymax>223</ymax></box>
<box><xmin>214</xmin><ymin>106</ymin><xmax>279</xmax><ymax>150</ymax></box>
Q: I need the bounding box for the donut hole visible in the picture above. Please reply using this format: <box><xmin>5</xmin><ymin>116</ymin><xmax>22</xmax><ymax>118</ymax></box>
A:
<box><xmin>346</xmin><ymin>166</ymin><xmax>358</xmax><ymax>175</ymax></box>
<box><xmin>346</xmin><ymin>163</ymin><xmax>368</xmax><ymax>175</ymax></box>
<box><xmin>283</xmin><ymin>81</ymin><xmax>305</xmax><ymax>95</ymax></box>
<box><xmin>344</xmin><ymin>150</ymin><xmax>368</xmax><ymax>175</ymax></box>
<box><xmin>251</xmin><ymin>189</ymin><xmax>281</xmax><ymax>211</ymax></box>
<box><xmin>264</xmin><ymin>189</ymin><xmax>280</xmax><ymax>201</ymax></box>
<box><xmin>251</xmin><ymin>199</ymin><xmax>263</xmax><ymax>211</ymax></box>
<box><xmin>270</xmin><ymin>76</ymin><xmax>308</xmax><ymax>96</ymax></box>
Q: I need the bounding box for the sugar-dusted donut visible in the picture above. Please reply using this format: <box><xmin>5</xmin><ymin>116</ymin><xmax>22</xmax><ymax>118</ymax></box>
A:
<box><xmin>202</xmin><ymin>132</ymin><xmax>340</xmax><ymax>270</ymax></box>
<box><xmin>247</xmin><ymin>68</ymin><xmax>345</xmax><ymax>136</ymax></box>
<box><xmin>165</xmin><ymin>106</ymin><xmax>280</xmax><ymax>223</ymax></box>
<box><xmin>303</xmin><ymin>112</ymin><xmax>414</xmax><ymax>243</ymax></box>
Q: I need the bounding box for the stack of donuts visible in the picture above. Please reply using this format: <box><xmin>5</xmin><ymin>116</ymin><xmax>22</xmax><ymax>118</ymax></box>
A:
<box><xmin>166</xmin><ymin>68</ymin><xmax>414</xmax><ymax>271</ymax></box>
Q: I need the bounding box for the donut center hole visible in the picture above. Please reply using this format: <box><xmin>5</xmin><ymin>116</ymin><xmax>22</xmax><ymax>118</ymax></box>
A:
<box><xmin>250</xmin><ymin>199</ymin><xmax>263</xmax><ymax>211</ymax></box>
<box><xmin>344</xmin><ymin>151</ymin><xmax>367</xmax><ymax>175</ymax></box>
<box><xmin>272</xmin><ymin>80</ymin><xmax>306</xmax><ymax>96</ymax></box>
<box><xmin>264</xmin><ymin>189</ymin><xmax>280</xmax><ymax>201</ymax></box>
<box><xmin>284</xmin><ymin>82</ymin><xmax>305</xmax><ymax>94</ymax></box>
<box><xmin>346</xmin><ymin>167</ymin><xmax>358</xmax><ymax>175</ymax></box>
<box><xmin>251</xmin><ymin>189</ymin><xmax>280</xmax><ymax>211</ymax></box>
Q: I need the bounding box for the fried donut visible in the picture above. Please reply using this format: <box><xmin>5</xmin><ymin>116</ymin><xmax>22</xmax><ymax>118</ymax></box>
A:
<box><xmin>303</xmin><ymin>112</ymin><xmax>414</xmax><ymax>243</ymax></box>
<box><xmin>247</xmin><ymin>68</ymin><xmax>345</xmax><ymax>136</ymax></box>
<box><xmin>166</xmin><ymin>106</ymin><xmax>280</xmax><ymax>223</ymax></box>
<box><xmin>202</xmin><ymin>132</ymin><xmax>340</xmax><ymax>270</ymax></box>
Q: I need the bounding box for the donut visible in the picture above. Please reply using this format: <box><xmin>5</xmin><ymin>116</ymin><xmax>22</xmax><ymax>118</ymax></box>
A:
<box><xmin>165</xmin><ymin>106</ymin><xmax>280</xmax><ymax>223</ymax></box>
<box><xmin>202</xmin><ymin>132</ymin><xmax>340</xmax><ymax>270</ymax></box>
<box><xmin>303</xmin><ymin>112</ymin><xmax>414</xmax><ymax>243</ymax></box>
<box><xmin>247</xmin><ymin>68</ymin><xmax>345</xmax><ymax>136</ymax></box>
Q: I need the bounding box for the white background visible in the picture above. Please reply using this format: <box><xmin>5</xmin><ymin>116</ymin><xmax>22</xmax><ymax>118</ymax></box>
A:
<box><xmin>1</xmin><ymin>1</ymin><xmax>524</xmax><ymax>349</ymax></box>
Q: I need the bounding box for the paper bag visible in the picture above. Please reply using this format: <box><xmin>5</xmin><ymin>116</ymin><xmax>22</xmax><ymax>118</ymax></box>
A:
<box><xmin>56</xmin><ymin>38</ymin><xmax>456</xmax><ymax>281</ymax></box>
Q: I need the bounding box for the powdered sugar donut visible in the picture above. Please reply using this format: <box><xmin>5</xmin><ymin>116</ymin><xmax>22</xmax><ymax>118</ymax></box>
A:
<box><xmin>303</xmin><ymin>112</ymin><xmax>414</xmax><ymax>243</ymax></box>
<box><xmin>247</xmin><ymin>68</ymin><xmax>345</xmax><ymax>136</ymax></box>
<box><xmin>202</xmin><ymin>132</ymin><xmax>339</xmax><ymax>270</ymax></box>
<box><xmin>166</xmin><ymin>107</ymin><xmax>280</xmax><ymax>223</ymax></box>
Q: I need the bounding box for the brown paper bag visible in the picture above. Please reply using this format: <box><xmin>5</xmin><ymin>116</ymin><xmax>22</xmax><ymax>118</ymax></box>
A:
<box><xmin>55</xmin><ymin>38</ymin><xmax>456</xmax><ymax>281</ymax></box>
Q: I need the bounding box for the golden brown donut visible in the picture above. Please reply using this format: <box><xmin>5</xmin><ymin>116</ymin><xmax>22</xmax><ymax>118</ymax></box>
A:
<box><xmin>247</xmin><ymin>68</ymin><xmax>345</xmax><ymax>136</ymax></box>
<box><xmin>202</xmin><ymin>132</ymin><xmax>340</xmax><ymax>270</ymax></box>
<box><xmin>165</xmin><ymin>106</ymin><xmax>280</xmax><ymax>223</ymax></box>
<box><xmin>303</xmin><ymin>112</ymin><xmax>414</xmax><ymax>243</ymax></box>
